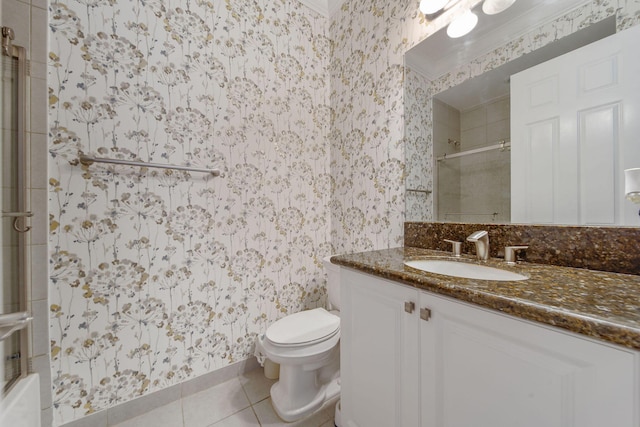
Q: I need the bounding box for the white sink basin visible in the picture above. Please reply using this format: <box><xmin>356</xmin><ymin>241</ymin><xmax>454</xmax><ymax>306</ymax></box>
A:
<box><xmin>405</xmin><ymin>259</ymin><xmax>528</xmax><ymax>281</ymax></box>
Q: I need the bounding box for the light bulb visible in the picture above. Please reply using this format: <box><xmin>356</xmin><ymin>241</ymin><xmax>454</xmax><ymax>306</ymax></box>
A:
<box><xmin>420</xmin><ymin>0</ymin><xmax>449</xmax><ymax>15</ymax></box>
<box><xmin>624</xmin><ymin>168</ymin><xmax>640</xmax><ymax>204</ymax></box>
<box><xmin>626</xmin><ymin>192</ymin><xmax>640</xmax><ymax>203</ymax></box>
<box><xmin>482</xmin><ymin>0</ymin><xmax>517</xmax><ymax>15</ymax></box>
<box><xmin>446</xmin><ymin>10</ymin><xmax>478</xmax><ymax>38</ymax></box>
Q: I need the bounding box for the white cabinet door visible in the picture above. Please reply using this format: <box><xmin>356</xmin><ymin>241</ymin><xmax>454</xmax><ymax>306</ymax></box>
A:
<box><xmin>420</xmin><ymin>292</ymin><xmax>637</xmax><ymax>427</ymax></box>
<box><xmin>340</xmin><ymin>269</ymin><xmax>420</xmax><ymax>427</ymax></box>
<box><xmin>511</xmin><ymin>24</ymin><xmax>640</xmax><ymax>225</ymax></box>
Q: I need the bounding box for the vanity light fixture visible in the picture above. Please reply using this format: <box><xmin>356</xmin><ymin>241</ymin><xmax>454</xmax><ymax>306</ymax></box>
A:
<box><xmin>482</xmin><ymin>0</ymin><xmax>517</xmax><ymax>15</ymax></box>
<box><xmin>447</xmin><ymin>10</ymin><xmax>478</xmax><ymax>38</ymax></box>
<box><xmin>419</xmin><ymin>0</ymin><xmax>517</xmax><ymax>39</ymax></box>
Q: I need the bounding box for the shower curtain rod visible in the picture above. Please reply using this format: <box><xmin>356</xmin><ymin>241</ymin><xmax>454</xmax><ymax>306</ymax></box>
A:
<box><xmin>79</xmin><ymin>155</ymin><xmax>221</xmax><ymax>176</ymax></box>
<box><xmin>437</xmin><ymin>140</ymin><xmax>510</xmax><ymax>161</ymax></box>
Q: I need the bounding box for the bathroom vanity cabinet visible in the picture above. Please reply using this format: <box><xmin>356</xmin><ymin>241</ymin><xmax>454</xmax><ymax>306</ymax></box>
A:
<box><xmin>340</xmin><ymin>268</ymin><xmax>639</xmax><ymax>427</ymax></box>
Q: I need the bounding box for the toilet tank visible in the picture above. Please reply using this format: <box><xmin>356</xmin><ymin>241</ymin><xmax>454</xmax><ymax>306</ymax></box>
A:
<box><xmin>323</xmin><ymin>256</ymin><xmax>341</xmax><ymax>311</ymax></box>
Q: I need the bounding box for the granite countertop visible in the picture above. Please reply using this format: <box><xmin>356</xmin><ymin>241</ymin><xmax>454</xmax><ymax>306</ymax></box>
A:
<box><xmin>331</xmin><ymin>247</ymin><xmax>640</xmax><ymax>351</ymax></box>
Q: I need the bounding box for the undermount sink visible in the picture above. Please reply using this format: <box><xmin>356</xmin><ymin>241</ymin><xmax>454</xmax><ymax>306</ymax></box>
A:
<box><xmin>404</xmin><ymin>259</ymin><xmax>528</xmax><ymax>281</ymax></box>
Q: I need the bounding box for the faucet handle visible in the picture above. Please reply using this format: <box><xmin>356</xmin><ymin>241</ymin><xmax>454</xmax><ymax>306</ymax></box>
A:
<box><xmin>504</xmin><ymin>246</ymin><xmax>528</xmax><ymax>264</ymax></box>
<box><xmin>443</xmin><ymin>239</ymin><xmax>462</xmax><ymax>257</ymax></box>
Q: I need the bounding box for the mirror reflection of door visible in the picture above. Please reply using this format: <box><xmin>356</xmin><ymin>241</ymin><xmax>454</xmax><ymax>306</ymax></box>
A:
<box><xmin>511</xmin><ymin>24</ymin><xmax>640</xmax><ymax>226</ymax></box>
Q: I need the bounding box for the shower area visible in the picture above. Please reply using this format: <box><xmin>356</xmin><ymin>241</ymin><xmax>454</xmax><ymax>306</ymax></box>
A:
<box><xmin>0</xmin><ymin>25</ymin><xmax>40</xmax><ymax>427</ymax></box>
<box><xmin>433</xmin><ymin>97</ymin><xmax>511</xmax><ymax>223</ymax></box>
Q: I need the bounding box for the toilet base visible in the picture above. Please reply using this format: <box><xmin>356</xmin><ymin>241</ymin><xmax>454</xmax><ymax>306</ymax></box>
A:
<box><xmin>271</xmin><ymin>376</ymin><xmax>340</xmax><ymax>422</ymax></box>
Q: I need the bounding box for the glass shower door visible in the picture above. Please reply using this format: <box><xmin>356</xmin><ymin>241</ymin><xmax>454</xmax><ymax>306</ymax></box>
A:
<box><xmin>1</xmin><ymin>26</ymin><xmax>31</xmax><ymax>394</ymax></box>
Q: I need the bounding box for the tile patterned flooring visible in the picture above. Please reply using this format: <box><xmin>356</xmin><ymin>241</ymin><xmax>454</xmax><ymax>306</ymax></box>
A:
<box><xmin>111</xmin><ymin>368</ymin><xmax>336</xmax><ymax>427</ymax></box>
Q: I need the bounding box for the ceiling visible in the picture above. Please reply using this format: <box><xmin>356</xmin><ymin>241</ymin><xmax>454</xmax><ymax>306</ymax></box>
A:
<box><xmin>298</xmin><ymin>0</ymin><xmax>345</xmax><ymax>17</ymax></box>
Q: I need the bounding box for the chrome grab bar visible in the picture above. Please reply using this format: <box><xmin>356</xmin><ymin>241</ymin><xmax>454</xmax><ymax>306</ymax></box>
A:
<box><xmin>0</xmin><ymin>312</ymin><xmax>32</xmax><ymax>341</ymax></box>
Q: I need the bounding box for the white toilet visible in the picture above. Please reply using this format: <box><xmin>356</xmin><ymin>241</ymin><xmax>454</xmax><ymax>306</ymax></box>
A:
<box><xmin>255</xmin><ymin>256</ymin><xmax>341</xmax><ymax>423</ymax></box>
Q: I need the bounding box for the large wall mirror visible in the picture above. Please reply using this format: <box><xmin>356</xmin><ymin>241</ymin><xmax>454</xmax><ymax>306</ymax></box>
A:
<box><xmin>404</xmin><ymin>0</ymin><xmax>640</xmax><ymax>226</ymax></box>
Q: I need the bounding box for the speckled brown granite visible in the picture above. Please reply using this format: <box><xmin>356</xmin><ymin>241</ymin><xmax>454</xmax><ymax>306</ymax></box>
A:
<box><xmin>405</xmin><ymin>222</ymin><xmax>640</xmax><ymax>275</ymax></box>
<box><xmin>331</xmin><ymin>247</ymin><xmax>640</xmax><ymax>350</ymax></box>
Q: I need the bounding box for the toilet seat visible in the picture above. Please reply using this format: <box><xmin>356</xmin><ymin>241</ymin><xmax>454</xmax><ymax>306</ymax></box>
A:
<box><xmin>266</xmin><ymin>308</ymin><xmax>340</xmax><ymax>348</ymax></box>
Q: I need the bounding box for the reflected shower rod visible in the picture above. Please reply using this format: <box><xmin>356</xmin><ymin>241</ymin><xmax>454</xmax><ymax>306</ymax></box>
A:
<box><xmin>437</xmin><ymin>140</ymin><xmax>510</xmax><ymax>161</ymax></box>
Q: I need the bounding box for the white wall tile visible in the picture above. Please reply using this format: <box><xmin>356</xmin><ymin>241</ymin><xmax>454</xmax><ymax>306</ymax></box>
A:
<box><xmin>31</xmin><ymin>297</ymin><xmax>48</xmax><ymax>355</ymax></box>
<box><xmin>29</xmin><ymin>77</ymin><xmax>46</xmax><ymax>134</ymax></box>
<box><xmin>31</xmin><ymin>0</ymin><xmax>48</xmax><ymax>13</ymax></box>
<box><xmin>30</xmin><ymin>244</ymin><xmax>48</xmax><ymax>300</ymax></box>
<box><xmin>460</xmin><ymin>125</ymin><xmax>486</xmax><ymax>149</ymax></box>
<box><xmin>486</xmin><ymin>118</ymin><xmax>510</xmax><ymax>143</ymax></box>
<box><xmin>29</xmin><ymin>132</ymin><xmax>47</xmax><ymax>189</ymax></box>
<box><xmin>41</xmin><ymin>406</ymin><xmax>54</xmax><ymax>427</ymax></box>
<box><xmin>29</xmin><ymin>188</ymin><xmax>47</xmax><ymax>245</ymax></box>
<box><xmin>486</xmin><ymin>96</ymin><xmax>510</xmax><ymax>124</ymax></box>
<box><xmin>460</xmin><ymin>105</ymin><xmax>485</xmax><ymax>131</ymax></box>
<box><xmin>1</xmin><ymin>0</ymin><xmax>30</xmax><ymax>54</ymax></box>
<box><xmin>30</xmin><ymin>6</ymin><xmax>47</xmax><ymax>63</ymax></box>
<box><xmin>30</xmin><ymin>60</ymin><xmax>47</xmax><ymax>80</ymax></box>
<box><xmin>32</xmin><ymin>354</ymin><xmax>52</xmax><ymax>411</ymax></box>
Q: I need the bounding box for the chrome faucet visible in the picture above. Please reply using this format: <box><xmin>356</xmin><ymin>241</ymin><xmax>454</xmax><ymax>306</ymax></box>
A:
<box><xmin>467</xmin><ymin>230</ymin><xmax>490</xmax><ymax>260</ymax></box>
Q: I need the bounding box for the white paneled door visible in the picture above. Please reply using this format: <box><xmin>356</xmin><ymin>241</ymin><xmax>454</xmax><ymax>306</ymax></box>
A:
<box><xmin>511</xmin><ymin>24</ymin><xmax>640</xmax><ymax>225</ymax></box>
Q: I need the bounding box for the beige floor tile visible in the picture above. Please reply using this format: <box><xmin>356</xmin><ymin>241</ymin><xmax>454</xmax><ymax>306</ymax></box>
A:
<box><xmin>253</xmin><ymin>398</ymin><xmax>335</xmax><ymax>427</ymax></box>
<box><xmin>238</xmin><ymin>368</ymin><xmax>277</xmax><ymax>404</ymax></box>
<box><xmin>182</xmin><ymin>377</ymin><xmax>250</xmax><ymax>427</ymax></box>
<box><xmin>110</xmin><ymin>399</ymin><xmax>183</xmax><ymax>427</ymax></box>
<box><xmin>298</xmin><ymin>402</ymin><xmax>335</xmax><ymax>427</ymax></box>
<box><xmin>209</xmin><ymin>407</ymin><xmax>260</xmax><ymax>427</ymax></box>
<box><xmin>252</xmin><ymin>398</ymin><xmax>287</xmax><ymax>427</ymax></box>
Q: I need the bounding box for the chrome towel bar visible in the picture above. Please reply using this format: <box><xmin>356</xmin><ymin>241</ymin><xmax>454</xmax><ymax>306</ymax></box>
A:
<box><xmin>79</xmin><ymin>155</ymin><xmax>221</xmax><ymax>176</ymax></box>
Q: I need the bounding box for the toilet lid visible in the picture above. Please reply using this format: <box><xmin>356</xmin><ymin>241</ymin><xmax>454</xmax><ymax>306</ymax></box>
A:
<box><xmin>266</xmin><ymin>308</ymin><xmax>340</xmax><ymax>346</ymax></box>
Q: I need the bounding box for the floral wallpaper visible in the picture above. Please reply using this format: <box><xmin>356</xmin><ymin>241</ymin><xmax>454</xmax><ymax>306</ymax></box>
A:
<box><xmin>48</xmin><ymin>0</ymin><xmax>331</xmax><ymax>424</ymax></box>
<box><xmin>329</xmin><ymin>1</ymin><xmax>414</xmax><ymax>254</ymax></box>
<box><xmin>404</xmin><ymin>67</ymin><xmax>433</xmax><ymax>221</ymax></box>
<box><xmin>47</xmin><ymin>0</ymin><xmax>640</xmax><ymax>425</ymax></box>
<box><xmin>328</xmin><ymin>0</ymin><xmax>481</xmax><ymax>253</ymax></box>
